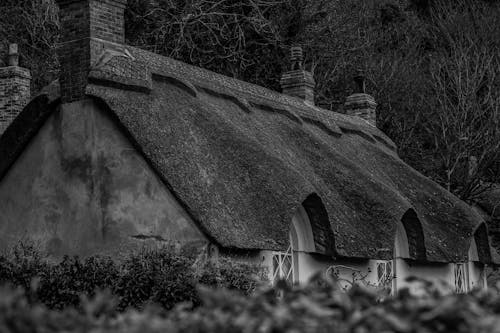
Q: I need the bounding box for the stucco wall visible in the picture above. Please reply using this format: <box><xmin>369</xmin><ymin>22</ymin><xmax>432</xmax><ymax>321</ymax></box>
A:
<box><xmin>393</xmin><ymin>259</ymin><xmax>486</xmax><ymax>293</ymax></box>
<box><xmin>260</xmin><ymin>250</ymin><xmax>373</xmax><ymax>287</ymax></box>
<box><xmin>468</xmin><ymin>261</ymin><xmax>486</xmax><ymax>290</ymax></box>
<box><xmin>258</xmin><ymin>250</ymin><xmax>486</xmax><ymax>294</ymax></box>
<box><xmin>395</xmin><ymin>260</ymin><xmax>454</xmax><ymax>292</ymax></box>
<box><xmin>0</xmin><ymin>99</ymin><xmax>207</xmax><ymax>257</ymax></box>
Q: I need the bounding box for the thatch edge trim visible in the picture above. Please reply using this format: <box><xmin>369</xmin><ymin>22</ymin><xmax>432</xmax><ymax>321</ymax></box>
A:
<box><xmin>197</xmin><ymin>85</ymin><xmax>251</xmax><ymax>113</ymax></box>
<box><xmin>249</xmin><ymin>101</ymin><xmax>302</xmax><ymax>124</ymax></box>
<box><xmin>0</xmin><ymin>94</ymin><xmax>57</xmax><ymax>182</ymax></box>
<box><xmin>152</xmin><ymin>74</ymin><xmax>199</xmax><ymax>98</ymax></box>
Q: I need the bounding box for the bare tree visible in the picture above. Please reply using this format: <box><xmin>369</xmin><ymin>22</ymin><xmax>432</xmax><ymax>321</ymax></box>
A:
<box><xmin>3</xmin><ymin>0</ymin><xmax>500</xmax><ymax>204</ymax></box>
<box><xmin>126</xmin><ymin>0</ymin><xmax>289</xmax><ymax>88</ymax></box>
<box><xmin>0</xmin><ymin>0</ymin><xmax>59</xmax><ymax>91</ymax></box>
<box><xmin>420</xmin><ymin>0</ymin><xmax>500</xmax><ymax>200</ymax></box>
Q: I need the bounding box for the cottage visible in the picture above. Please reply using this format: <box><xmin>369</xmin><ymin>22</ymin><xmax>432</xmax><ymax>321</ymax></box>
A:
<box><xmin>0</xmin><ymin>0</ymin><xmax>496</xmax><ymax>294</ymax></box>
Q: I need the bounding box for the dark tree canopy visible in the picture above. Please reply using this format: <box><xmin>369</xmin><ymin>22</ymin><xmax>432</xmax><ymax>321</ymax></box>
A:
<box><xmin>2</xmin><ymin>0</ymin><xmax>500</xmax><ymax>203</ymax></box>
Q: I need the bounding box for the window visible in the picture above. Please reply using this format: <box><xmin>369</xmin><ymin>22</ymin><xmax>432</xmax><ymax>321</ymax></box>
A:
<box><xmin>376</xmin><ymin>261</ymin><xmax>393</xmax><ymax>294</ymax></box>
<box><xmin>272</xmin><ymin>244</ymin><xmax>294</xmax><ymax>285</ymax></box>
<box><xmin>400</xmin><ymin>209</ymin><xmax>426</xmax><ymax>260</ymax></box>
<box><xmin>454</xmin><ymin>263</ymin><xmax>469</xmax><ymax>293</ymax></box>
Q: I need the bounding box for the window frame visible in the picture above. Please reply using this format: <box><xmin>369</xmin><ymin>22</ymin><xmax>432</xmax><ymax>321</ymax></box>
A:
<box><xmin>376</xmin><ymin>260</ymin><xmax>394</xmax><ymax>295</ymax></box>
<box><xmin>271</xmin><ymin>244</ymin><xmax>295</xmax><ymax>285</ymax></box>
<box><xmin>454</xmin><ymin>263</ymin><xmax>469</xmax><ymax>293</ymax></box>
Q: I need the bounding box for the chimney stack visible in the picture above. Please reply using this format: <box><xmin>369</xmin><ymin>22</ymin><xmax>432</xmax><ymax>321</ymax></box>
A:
<box><xmin>0</xmin><ymin>43</ymin><xmax>31</xmax><ymax>135</ymax></box>
<box><xmin>344</xmin><ymin>70</ymin><xmax>377</xmax><ymax>127</ymax></box>
<box><xmin>280</xmin><ymin>46</ymin><xmax>315</xmax><ymax>104</ymax></box>
<box><xmin>55</xmin><ymin>0</ymin><xmax>127</xmax><ymax>103</ymax></box>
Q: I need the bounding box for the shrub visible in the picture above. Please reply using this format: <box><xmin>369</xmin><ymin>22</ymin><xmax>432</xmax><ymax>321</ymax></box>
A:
<box><xmin>197</xmin><ymin>257</ymin><xmax>268</xmax><ymax>296</ymax></box>
<box><xmin>0</xmin><ymin>242</ymin><xmax>49</xmax><ymax>300</ymax></box>
<box><xmin>113</xmin><ymin>248</ymin><xmax>199</xmax><ymax>311</ymax></box>
<box><xmin>0</xmin><ymin>243</ymin><xmax>266</xmax><ymax>312</ymax></box>
<box><xmin>3</xmin><ymin>277</ymin><xmax>500</xmax><ymax>333</ymax></box>
<box><xmin>36</xmin><ymin>255</ymin><xmax>119</xmax><ymax>310</ymax></box>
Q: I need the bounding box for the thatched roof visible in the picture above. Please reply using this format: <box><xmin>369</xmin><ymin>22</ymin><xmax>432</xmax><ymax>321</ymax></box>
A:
<box><xmin>0</xmin><ymin>42</ymin><xmax>494</xmax><ymax>264</ymax></box>
<box><xmin>476</xmin><ymin>184</ymin><xmax>500</xmax><ymax>220</ymax></box>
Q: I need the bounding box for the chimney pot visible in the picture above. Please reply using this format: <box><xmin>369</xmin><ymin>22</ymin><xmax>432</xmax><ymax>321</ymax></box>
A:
<box><xmin>0</xmin><ymin>44</ymin><xmax>31</xmax><ymax>135</ymax></box>
<box><xmin>345</xmin><ymin>71</ymin><xmax>377</xmax><ymax>127</ymax></box>
<box><xmin>353</xmin><ymin>69</ymin><xmax>366</xmax><ymax>94</ymax></box>
<box><xmin>290</xmin><ymin>46</ymin><xmax>303</xmax><ymax>70</ymax></box>
<box><xmin>280</xmin><ymin>45</ymin><xmax>315</xmax><ymax>104</ymax></box>
<box><xmin>8</xmin><ymin>43</ymin><xmax>19</xmax><ymax>67</ymax></box>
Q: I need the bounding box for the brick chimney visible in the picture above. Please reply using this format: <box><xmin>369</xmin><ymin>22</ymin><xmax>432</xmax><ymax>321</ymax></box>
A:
<box><xmin>280</xmin><ymin>46</ymin><xmax>315</xmax><ymax>104</ymax></box>
<box><xmin>0</xmin><ymin>44</ymin><xmax>31</xmax><ymax>135</ymax></box>
<box><xmin>55</xmin><ymin>0</ymin><xmax>127</xmax><ymax>103</ymax></box>
<box><xmin>344</xmin><ymin>70</ymin><xmax>377</xmax><ymax>127</ymax></box>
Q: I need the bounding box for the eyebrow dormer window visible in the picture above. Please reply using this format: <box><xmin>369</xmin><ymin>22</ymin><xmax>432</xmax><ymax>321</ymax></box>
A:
<box><xmin>271</xmin><ymin>202</ymin><xmax>317</xmax><ymax>286</ymax></box>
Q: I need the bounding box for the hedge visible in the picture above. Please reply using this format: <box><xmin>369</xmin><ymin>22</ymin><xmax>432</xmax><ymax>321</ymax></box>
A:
<box><xmin>2</xmin><ymin>276</ymin><xmax>500</xmax><ymax>332</ymax></box>
<box><xmin>3</xmin><ymin>243</ymin><xmax>500</xmax><ymax>332</ymax></box>
<box><xmin>0</xmin><ymin>242</ymin><xmax>265</xmax><ymax>311</ymax></box>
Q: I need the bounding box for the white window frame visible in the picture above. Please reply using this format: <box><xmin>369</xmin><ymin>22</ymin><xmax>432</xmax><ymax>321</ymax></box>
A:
<box><xmin>271</xmin><ymin>244</ymin><xmax>295</xmax><ymax>285</ymax></box>
<box><xmin>454</xmin><ymin>263</ymin><xmax>469</xmax><ymax>293</ymax></box>
<box><xmin>376</xmin><ymin>260</ymin><xmax>394</xmax><ymax>295</ymax></box>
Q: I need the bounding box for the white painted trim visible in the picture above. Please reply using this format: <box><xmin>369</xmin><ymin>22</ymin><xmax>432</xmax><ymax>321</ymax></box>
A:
<box><xmin>468</xmin><ymin>237</ymin><xmax>479</xmax><ymax>262</ymax></box>
<box><xmin>291</xmin><ymin>206</ymin><xmax>315</xmax><ymax>252</ymax></box>
<box><xmin>454</xmin><ymin>263</ymin><xmax>469</xmax><ymax>293</ymax></box>
<box><xmin>271</xmin><ymin>245</ymin><xmax>295</xmax><ymax>284</ymax></box>
<box><xmin>394</xmin><ymin>221</ymin><xmax>410</xmax><ymax>259</ymax></box>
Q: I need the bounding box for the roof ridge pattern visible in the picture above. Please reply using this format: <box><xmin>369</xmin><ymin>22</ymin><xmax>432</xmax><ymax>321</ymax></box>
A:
<box><xmin>109</xmin><ymin>44</ymin><xmax>396</xmax><ymax>150</ymax></box>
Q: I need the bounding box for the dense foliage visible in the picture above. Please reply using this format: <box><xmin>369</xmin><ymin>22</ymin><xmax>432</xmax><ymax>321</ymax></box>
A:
<box><xmin>3</xmin><ymin>273</ymin><xmax>500</xmax><ymax>332</ymax></box>
<box><xmin>0</xmin><ymin>243</ymin><xmax>265</xmax><ymax>311</ymax></box>
<box><xmin>2</xmin><ymin>0</ymin><xmax>500</xmax><ymax>200</ymax></box>
<box><xmin>3</xmin><ymin>244</ymin><xmax>500</xmax><ymax>332</ymax></box>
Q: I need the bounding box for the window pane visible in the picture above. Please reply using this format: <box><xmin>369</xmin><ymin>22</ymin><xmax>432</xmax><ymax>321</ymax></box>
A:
<box><xmin>377</xmin><ymin>263</ymin><xmax>384</xmax><ymax>280</ymax></box>
<box><xmin>455</xmin><ymin>263</ymin><xmax>468</xmax><ymax>293</ymax></box>
<box><xmin>376</xmin><ymin>261</ymin><xmax>393</xmax><ymax>295</ymax></box>
<box><xmin>272</xmin><ymin>247</ymin><xmax>295</xmax><ymax>285</ymax></box>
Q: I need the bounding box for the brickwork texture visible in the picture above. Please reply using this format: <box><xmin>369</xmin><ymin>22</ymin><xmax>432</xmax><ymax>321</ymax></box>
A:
<box><xmin>56</xmin><ymin>0</ymin><xmax>127</xmax><ymax>103</ymax></box>
<box><xmin>344</xmin><ymin>93</ymin><xmax>377</xmax><ymax>127</ymax></box>
<box><xmin>280</xmin><ymin>70</ymin><xmax>316</xmax><ymax>104</ymax></box>
<box><xmin>0</xmin><ymin>66</ymin><xmax>31</xmax><ymax>135</ymax></box>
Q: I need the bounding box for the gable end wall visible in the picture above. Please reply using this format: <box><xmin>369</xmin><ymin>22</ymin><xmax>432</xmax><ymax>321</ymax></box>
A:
<box><xmin>0</xmin><ymin>98</ymin><xmax>207</xmax><ymax>257</ymax></box>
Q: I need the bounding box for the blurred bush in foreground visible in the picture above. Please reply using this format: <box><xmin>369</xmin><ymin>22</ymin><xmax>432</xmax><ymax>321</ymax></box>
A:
<box><xmin>2</xmin><ymin>275</ymin><xmax>500</xmax><ymax>333</ymax></box>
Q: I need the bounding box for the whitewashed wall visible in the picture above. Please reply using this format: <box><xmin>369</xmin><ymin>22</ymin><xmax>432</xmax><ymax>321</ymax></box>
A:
<box><xmin>256</xmin><ymin>250</ymin><xmax>486</xmax><ymax>294</ymax></box>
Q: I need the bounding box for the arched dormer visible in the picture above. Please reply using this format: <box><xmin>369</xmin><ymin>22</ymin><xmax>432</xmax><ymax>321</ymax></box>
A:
<box><xmin>395</xmin><ymin>221</ymin><xmax>410</xmax><ymax>258</ymax></box>
<box><xmin>391</xmin><ymin>209</ymin><xmax>426</xmax><ymax>294</ymax></box>
<box><xmin>271</xmin><ymin>193</ymin><xmax>333</xmax><ymax>285</ymax></box>
<box><xmin>473</xmin><ymin>222</ymin><xmax>491</xmax><ymax>263</ymax></box>
<box><xmin>398</xmin><ymin>209</ymin><xmax>426</xmax><ymax>260</ymax></box>
<box><xmin>464</xmin><ymin>223</ymin><xmax>490</xmax><ymax>290</ymax></box>
<box><xmin>290</xmin><ymin>205</ymin><xmax>315</xmax><ymax>252</ymax></box>
<box><xmin>469</xmin><ymin>237</ymin><xmax>479</xmax><ymax>262</ymax></box>
<box><xmin>458</xmin><ymin>223</ymin><xmax>491</xmax><ymax>292</ymax></box>
<box><xmin>301</xmin><ymin>193</ymin><xmax>335</xmax><ymax>255</ymax></box>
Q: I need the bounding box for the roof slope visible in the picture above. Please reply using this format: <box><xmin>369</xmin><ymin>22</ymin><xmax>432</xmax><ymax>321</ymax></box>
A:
<box><xmin>477</xmin><ymin>184</ymin><xmax>500</xmax><ymax>219</ymax></box>
<box><xmin>0</xmin><ymin>41</ymin><xmax>491</xmax><ymax>263</ymax></box>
